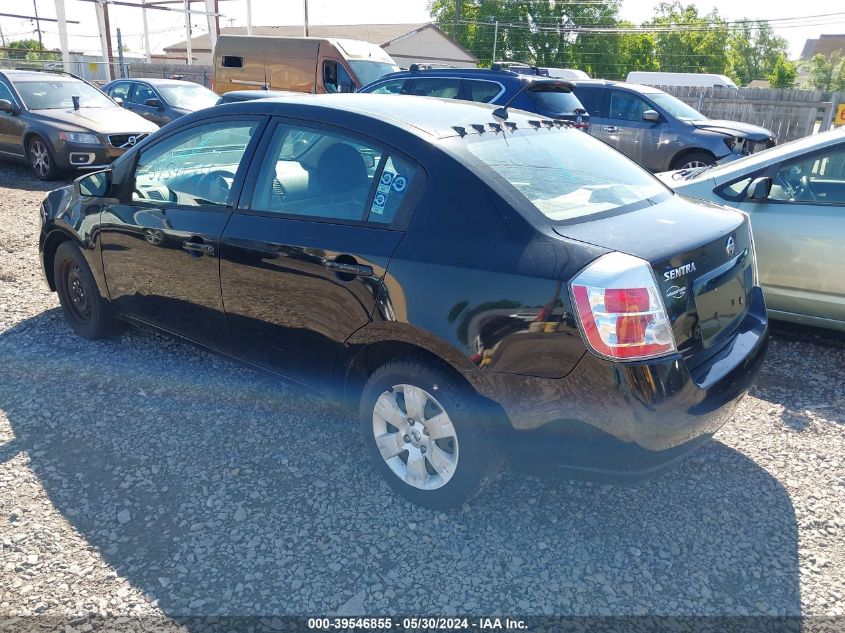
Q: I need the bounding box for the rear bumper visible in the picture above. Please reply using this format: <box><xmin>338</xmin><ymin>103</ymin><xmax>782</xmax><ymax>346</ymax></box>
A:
<box><xmin>474</xmin><ymin>286</ymin><xmax>769</xmax><ymax>476</ymax></box>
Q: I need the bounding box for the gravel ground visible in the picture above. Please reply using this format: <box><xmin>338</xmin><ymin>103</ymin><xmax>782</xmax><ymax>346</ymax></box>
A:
<box><xmin>1</xmin><ymin>162</ymin><xmax>844</xmax><ymax>629</ymax></box>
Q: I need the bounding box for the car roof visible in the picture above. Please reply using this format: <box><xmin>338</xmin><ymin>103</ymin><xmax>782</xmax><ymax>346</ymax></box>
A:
<box><xmin>573</xmin><ymin>79</ymin><xmax>662</xmax><ymax>94</ymax></box>
<box><xmin>214</xmin><ymin>93</ymin><xmax>555</xmax><ymax>140</ymax></box>
<box><xmin>0</xmin><ymin>69</ymin><xmax>80</xmax><ymax>82</ymax></box>
<box><xmin>365</xmin><ymin>67</ymin><xmax>574</xmax><ymax>87</ymax></box>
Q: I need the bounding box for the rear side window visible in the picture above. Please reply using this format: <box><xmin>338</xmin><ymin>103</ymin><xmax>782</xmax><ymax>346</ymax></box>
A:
<box><xmin>369</xmin><ymin>155</ymin><xmax>419</xmax><ymax>225</ymax></box>
<box><xmin>526</xmin><ymin>87</ymin><xmax>584</xmax><ymax>116</ymax></box>
<box><xmin>405</xmin><ymin>78</ymin><xmax>461</xmax><ymax>99</ymax></box>
<box><xmin>108</xmin><ymin>82</ymin><xmax>132</xmax><ymax>100</ymax></box>
<box><xmin>574</xmin><ymin>87</ymin><xmax>604</xmax><ymax>117</ymax></box>
<box><xmin>463</xmin><ymin>80</ymin><xmax>502</xmax><ymax>103</ymax></box>
<box><xmin>221</xmin><ymin>56</ymin><xmax>243</xmax><ymax>68</ymax></box>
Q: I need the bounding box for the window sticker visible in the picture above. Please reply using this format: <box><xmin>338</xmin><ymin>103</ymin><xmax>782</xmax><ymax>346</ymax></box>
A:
<box><xmin>392</xmin><ymin>175</ymin><xmax>407</xmax><ymax>192</ymax></box>
<box><xmin>371</xmin><ymin>192</ymin><xmax>387</xmax><ymax>214</ymax></box>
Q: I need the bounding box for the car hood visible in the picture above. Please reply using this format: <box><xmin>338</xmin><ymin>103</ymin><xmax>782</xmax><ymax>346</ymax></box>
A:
<box><xmin>689</xmin><ymin>119</ymin><xmax>773</xmax><ymax>140</ymax></box>
<box><xmin>30</xmin><ymin>107</ymin><xmax>159</xmax><ymax>134</ymax></box>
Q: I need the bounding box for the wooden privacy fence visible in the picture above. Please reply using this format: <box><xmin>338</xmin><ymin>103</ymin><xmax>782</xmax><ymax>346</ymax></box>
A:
<box><xmin>650</xmin><ymin>85</ymin><xmax>832</xmax><ymax>143</ymax></box>
<box><xmin>127</xmin><ymin>63</ymin><xmax>213</xmax><ymax>88</ymax></box>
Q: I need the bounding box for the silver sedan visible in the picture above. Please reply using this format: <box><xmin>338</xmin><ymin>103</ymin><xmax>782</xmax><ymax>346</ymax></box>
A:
<box><xmin>658</xmin><ymin>127</ymin><xmax>845</xmax><ymax>331</ymax></box>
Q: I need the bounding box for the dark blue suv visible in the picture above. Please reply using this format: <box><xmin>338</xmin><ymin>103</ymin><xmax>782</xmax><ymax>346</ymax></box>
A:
<box><xmin>358</xmin><ymin>65</ymin><xmax>590</xmax><ymax>130</ymax></box>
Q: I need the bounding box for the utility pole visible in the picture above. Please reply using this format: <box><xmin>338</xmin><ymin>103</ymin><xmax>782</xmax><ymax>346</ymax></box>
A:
<box><xmin>303</xmin><ymin>0</ymin><xmax>309</xmax><ymax>37</ymax></box>
<box><xmin>246</xmin><ymin>0</ymin><xmax>253</xmax><ymax>35</ymax></box>
<box><xmin>183</xmin><ymin>0</ymin><xmax>192</xmax><ymax>64</ymax></box>
<box><xmin>32</xmin><ymin>0</ymin><xmax>44</xmax><ymax>49</ymax></box>
<box><xmin>141</xmin><ymin>0</ymin><xmax>151</xmax><ymax>62</ymax></box>
<box><xmin>94</xmin><ymin>0</ymin><xmax>115</xmax><ymax>81</ymax></box>
<box><xmin>453</xmin><ymin>0</ymin><xmax>462</xmax><ymax>40</ymax></box>
<box><xmin>205</xmin><ymin>0</ymin><xmax>217</xmax><ymax>54</ymax></box>
<box><xmin>54</xmin><ymin>0</ymin><xmax>71</xmax><ymax>72</ymax></box>
<box><xmin>116</xmin><ymin>27</ymin><xmax>126</xmax><ymax>78</ymax></box>
<box><xmin>492</xmin><ymin>18</ymin><xmax>498</xmax><ymax>62</ymax></box>
<box><xmin>0</xmin><ymin>25</ymin><xmax>6</xmax><ymax>49</ymax></box>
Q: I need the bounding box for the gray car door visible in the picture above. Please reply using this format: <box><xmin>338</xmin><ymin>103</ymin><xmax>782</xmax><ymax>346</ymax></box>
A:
<box><xmin>127</xmin><ymin>82</ymin><xmax>170</xmax><ymax>127</ymax></box>
<box><xmin>0</xmin><ymin>80</ymin><xmax>26</xmax><ymax>158</ymax></box>
<box><xmin>607</xmin><ymin>90</ymin><xmax>666</xmax><ymax>171</ymax></box>
<box><xmin>735</xmin><ymin>141</ymin><xmax>845</xmax><ymax>323</ymax></box>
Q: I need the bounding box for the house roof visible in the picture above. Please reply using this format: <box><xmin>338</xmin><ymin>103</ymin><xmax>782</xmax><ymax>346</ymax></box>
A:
<box><xmin>800</xmin><ymin>34</ymin><xmax>845</xmax><ymax>60</ymax></box>
<box><xmin>165</xmin><ymin>23</ymin><xmax>431</xmax><ymax>53</ymax></box>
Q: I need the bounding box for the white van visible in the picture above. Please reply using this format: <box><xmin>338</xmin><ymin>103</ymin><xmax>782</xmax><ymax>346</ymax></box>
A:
<box><xmin>626</xmin><ymin>71</ymin><xmax>737</xmax><ymax>89</ymax></box>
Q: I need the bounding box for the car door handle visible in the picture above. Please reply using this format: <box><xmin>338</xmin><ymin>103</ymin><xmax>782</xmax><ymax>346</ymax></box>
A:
<box><xmin>325</xmin><ymin>259</ymin><xmax>373</xmax><ymax>277</ymax></box>
<box><xmin>181</xmin><ymin>240</ymin><xmax>215</xmax><ymax>256</ymax></box>
<box><xmin>602</xmin><ymin>125</ymin><xmax>619</xmax><ymax>132</ymax></box>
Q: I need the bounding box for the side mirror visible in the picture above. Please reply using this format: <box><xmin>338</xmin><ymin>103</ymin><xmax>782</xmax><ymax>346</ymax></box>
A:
<box><xmin>144</xmin><ymin>98</ymin><xmax>163</xmax><ymax>109</ymax></box>
<box><xmin>642</xmin><ymin>109</ymin><xmax>661</xmax><ymax>122</ymax></box>
<box><xmin>0</xmin><ymin>99</ymin><xmax>16</xmax><ymax>114</ymax></box>
<box><xmin>75</xmin><ymin>169</ymin><xmax>111</xmax><ymax>198</ymax></box>
<box><xmin>747</xmin><ymin>176</ymin><xmax>772</xmax><ymax>201</ymax></box>
<box><xmin>113</xmin><ymin>97</ymin><xmax>124</xmax><ymax>106</ymax></box>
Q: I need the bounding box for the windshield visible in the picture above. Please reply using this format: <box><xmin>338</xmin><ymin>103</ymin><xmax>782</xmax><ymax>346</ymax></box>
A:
<box><xmin>648</xmin><ymin>93</ymin><xmax>706</xmax><ymax>121</ymax></box>
<box><xmin>157</xmin><ymin>83</ymin><xmax>219</xmax><ymax>110</ymax></box>
<box><xmin>15</xmin><ymin>80</ymin><xmax>116</xmax><ymax>110</ymax></box>
<box><xmin>466</xmin><ymin>126</ymin><xmax>667</xmax><ymax>222</ymax></box>
<box><xmin>348</xmin><ymin>61</ymin><xmax>400</xmax><ymax>87</ymax></box>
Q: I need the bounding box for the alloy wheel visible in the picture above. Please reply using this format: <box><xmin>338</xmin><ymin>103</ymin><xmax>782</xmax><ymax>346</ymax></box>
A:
<box><xmin>30</xmin><ymin>140</ymin><xmax>50</xmax><ymax>178</ymax></box>
<box><xmin>372</xmin><ymin>384</ymin><xmax>459</xmax><ymax>491</ymax></box>
<box><xmin>681</xmin><ymin>159</ymin><xmax>708</xmax><ymax>169</ymax></box>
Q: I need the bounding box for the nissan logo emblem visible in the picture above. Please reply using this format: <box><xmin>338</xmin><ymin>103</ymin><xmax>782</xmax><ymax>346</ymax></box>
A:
<box><xmin>725</xmin><ymin>236</ymin><xmax>735</xmax><ymax>257</ymax></box>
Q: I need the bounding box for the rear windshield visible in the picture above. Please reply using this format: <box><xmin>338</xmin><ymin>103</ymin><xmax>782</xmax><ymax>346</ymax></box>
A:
<box><xmin>526</xmin><ymin>87</ymin><xmax>585</xmax><ymax>116</ymax></box>
<box><xmin>466</xmin><ymin>126</ymin><xmax>667</xmax><ymax>222</ymax></box>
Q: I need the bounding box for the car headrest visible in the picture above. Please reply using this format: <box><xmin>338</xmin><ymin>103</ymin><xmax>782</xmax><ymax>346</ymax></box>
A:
<box><xmin>318</xmin><ymin>143</ymin><xmax>367</xmax><ymax>194</ymax></box>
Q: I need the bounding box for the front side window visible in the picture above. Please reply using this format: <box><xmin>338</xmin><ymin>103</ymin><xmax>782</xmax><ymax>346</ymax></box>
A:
<box><xmin>648</xmin><ymin>92</ymin><xmax>706</xmax><ymax>121</ymax></box>
<box><xmin>367</xmin><ymin>79</ymin><xmax>406</xmax><ymax>95</ymax></box>
<box><xmin>131</xmin><ymin>121</ymin><xmax>258</xmax><ymax>207</ymax></box>
<box><xmin>131</xmin><ymin>83</ymin><xmax>157</xmax><ymax>105</ymax></box>
<box><xmin>14</xmin><ymin>80</ymin><xmax>116</xmax><ymax>110</ymax></box>
<box><xmin>405</xmin><ymin>78</ymin><xmax>461</xmax><ymax>99</ymax></box>
<box><xmin>323</xmin><ymin>61</ymin><xmax>355</xmax><ymax>93</ymax></box>
<box><xmin>769</xmin><ymin>144</ymin><xmax>845</xmax><ymax>204</ymax></box>
<box><xmin>0</xmin><ymin>81</ymin><xmax>17</xmax><ymax>106</ymax></box>
<box><xmin>251</xmin><ymin>123</ymin><xmax>418</xmax><ymax>226</ymax></box>
<box><xmin>465</xmin><ymin>126</ymin><xmax>667</xmax><ymax>222</ymax></box>
<box><xmin>609</xmin><ymin>91</ymin><xmax>650</xmax><ymax>122</ymax></box>
<box><xmin>108</xmin><ymin>82</ymin><xmax>132</xmax><ymax>101</ymax></box>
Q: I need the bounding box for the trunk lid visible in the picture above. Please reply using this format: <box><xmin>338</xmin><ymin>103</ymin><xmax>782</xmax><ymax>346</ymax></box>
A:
<box><xmin>554</xmin><ymin>194</ymin><xmax>754</xmax><ymax>363</ymax></box>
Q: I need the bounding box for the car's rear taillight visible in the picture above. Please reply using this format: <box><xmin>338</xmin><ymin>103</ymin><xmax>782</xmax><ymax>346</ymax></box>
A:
<box><xmin>570</xmin><ymin>252</ymin><xmax>676</xmax><ymax>361</ymax></box>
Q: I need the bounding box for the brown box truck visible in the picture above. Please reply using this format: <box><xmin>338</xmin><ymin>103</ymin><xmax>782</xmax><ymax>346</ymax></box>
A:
<box><xmin>212</xmin><ymin>35</ymin><xmax>400</xmax><ymax>95</ymax></box>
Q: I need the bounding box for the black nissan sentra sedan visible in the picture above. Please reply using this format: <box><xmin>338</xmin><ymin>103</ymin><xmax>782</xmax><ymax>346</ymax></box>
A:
<box><xmin>39</xmin><ymin>94</ymin><xmax>768</xmax><ymax>508</ymax></box>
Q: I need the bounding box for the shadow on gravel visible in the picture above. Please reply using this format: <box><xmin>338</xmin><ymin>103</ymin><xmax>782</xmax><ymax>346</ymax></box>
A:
<box><xmin>0</xmin><ymin>310</ymin><xmax>801</xmax><ymax>621</ymax></box>
<box><xmin>0</xmin><ymin>161</ymin><xmax>73</xmax><ymax>192</ymax></box>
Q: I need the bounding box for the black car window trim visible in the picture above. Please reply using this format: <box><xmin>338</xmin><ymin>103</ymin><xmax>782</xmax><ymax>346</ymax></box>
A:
<box><xmin>115</xmin><ymin>114</ymin><xmax>270</xmax><ymax>212</ymax></box>
<box><xmin>742</xmin><ymin>141</ymin><xmax>845</xmax><ymax>208</ymax></box>
<box><xmin>236</xmin><ymin>116</ymin><xmax>426</xmax><ymax>231</ymax></box>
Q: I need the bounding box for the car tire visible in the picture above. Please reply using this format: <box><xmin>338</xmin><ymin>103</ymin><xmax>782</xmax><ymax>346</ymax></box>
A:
<box><xmin>359</xmin><ymin>358</ymin><xmax>501</xmax><ymax>509</ymax></box>
<box><xmin>54</xmin><ymin>241</ymin><xmax>116</xmax><ymax>339</ymax></box>
<box><xmin>28</xmin><ymin>136</ymin><xmax>62</xmax><ymax>181</ymax></box>
<box><xmin>671</xmin><ymin>151</ymin><xmax>716</xmax><ymax>170</ymax></box>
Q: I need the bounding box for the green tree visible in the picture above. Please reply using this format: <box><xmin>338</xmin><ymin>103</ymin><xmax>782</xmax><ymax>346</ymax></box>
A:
<box><xmin>647</xmin><ymin>2</ymin><xmax>730</xmax><ymax>75</ymax></box>
<box><xmin>832</xmin><ymin>57</ymin><xmax>845</xmax><ymax>91</ymax></box>
<box><xmin>727</xmin><ymin>21</ymin><xmax>789</xmax><ymax>86</ymax></box>
<box><xmin>6</xmin><ymin>39</ymin><xmax>59</xmax><ymax>62</ymax></box>
<box><xmin>768</xmin><ymin>54</ymin><xmax>797</xmax><ymax>88</ymax></box>
<box><xmin>807</xmin><ymin>53</ymin><xmax>834</xmax><ymax>90</ymax></box>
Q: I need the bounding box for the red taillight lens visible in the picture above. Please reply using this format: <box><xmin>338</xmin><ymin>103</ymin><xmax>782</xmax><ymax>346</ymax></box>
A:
<box><xmin>571</xmin><ymin>253</ymin><xmax>676</xmax><ymax>361</ymax></box>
